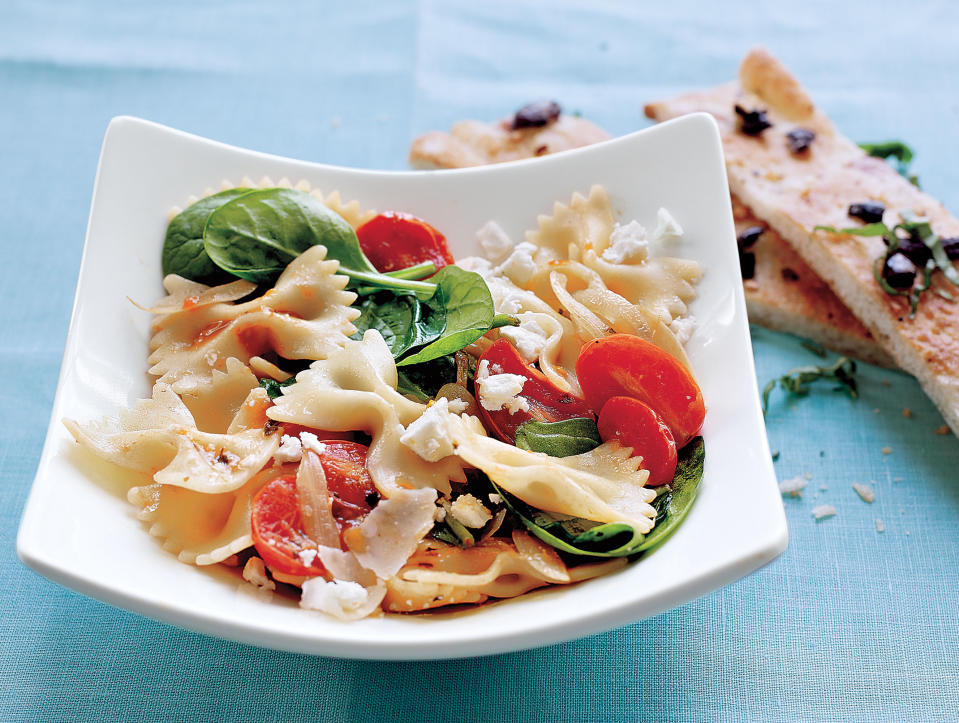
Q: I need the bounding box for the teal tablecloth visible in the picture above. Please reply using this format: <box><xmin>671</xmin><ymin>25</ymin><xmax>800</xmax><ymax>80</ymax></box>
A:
<box><xmin>2</xmin><ymin>1</ymin><xmax>957</xmax><ymax>720</ymax></box>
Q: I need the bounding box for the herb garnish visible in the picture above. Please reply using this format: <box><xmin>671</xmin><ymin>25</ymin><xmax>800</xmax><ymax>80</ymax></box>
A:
<box><xmin>815</xmin><ymin>214</ymin><xmax>959</xmax><ymax>317</ymax></box>
<box><xmin>762</xmin><ymin>356</ymin><xmax>858</xmax><ymax>414</ymax></box>
<box><xmin>859</xmin><ymin>140</ymin><xmax>918</xmax><ymax>185</ymax></box>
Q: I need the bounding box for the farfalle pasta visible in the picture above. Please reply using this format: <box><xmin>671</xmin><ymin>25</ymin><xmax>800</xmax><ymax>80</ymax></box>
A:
<box><xmin>64</xmin><ymin>181</ymin><xmax>707</xmax><ymax>620</ymax></box>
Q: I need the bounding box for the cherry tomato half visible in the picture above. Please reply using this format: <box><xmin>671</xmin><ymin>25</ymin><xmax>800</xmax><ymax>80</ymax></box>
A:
<box><xmin>596</xmin><ymin>396</ymin><xmax>677</xmax><ymax>486</ymax></box>
<box><xmin>356</xmin><ymin>212</ymin><xmax>455</xmax><ymax>274</ymax></box>
<box><xmin>576</xmin><ymin>334</ymin><xmax>705</xmax><ymax>448</ymax></box>
<box><xmin>251</xmin><ymin>441</ymin><xmax>377</xmax><ymax>577</ymax></box>
<box><xmin>476</xmin><ymin>339</ymin><xmax>593</xmax><ymax>443</ymax></box>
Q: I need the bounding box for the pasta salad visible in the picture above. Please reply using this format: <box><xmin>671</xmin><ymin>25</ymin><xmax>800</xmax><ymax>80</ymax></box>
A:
<box><xmin>65</xmin><ymin>179</ymin><xmax>705</xmax><ymax>620</ymax></box>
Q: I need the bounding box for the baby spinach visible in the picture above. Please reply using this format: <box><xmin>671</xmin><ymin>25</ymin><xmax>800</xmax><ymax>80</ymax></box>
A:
<box><xmin>633</xmin><ymin>436</ymin><xmax>705</xmax><ymax>554</ymax></box>
<box><xmin>514</xmin><ymin>418</ymin><xmax>601</xmax><ymax>457</ymax></box>
<box><xmin>395</xmin><ymin>355</ymin><xmax>459</xmax><ymax>401</ymax></box>
<box><xmin>162</xmin><ymin>188</ymin><xmax>254</xmax><ymax>284</ymax></box>
<box><xmin>258</xmin><ymin>376</ymin><xmax>297</xmax><ymax>400</ymax></box>
<box><xmin>202</xmin><ymin>188</ymin><xmax>436</xmax><ymax>296</ymax></box>
<box><xmin>493</xmin><ymin>436</ymin><xmax>705</xmax><ymax>558</ymax></box>
<box><xmin>351</xmin><ymin>292</ymin><xmax>446</xmax><ymax>358</ymax></box>
<box><xmin>397</xmin><ymin>266</ymin><xmax>517</xmax><ymax>366</ymax></box>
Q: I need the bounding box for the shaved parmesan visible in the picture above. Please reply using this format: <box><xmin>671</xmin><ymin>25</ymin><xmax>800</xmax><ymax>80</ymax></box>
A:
<box><xmin>347</xmin><ymin>487</ymin><xmax>438</xmax><ymax>579</ymax></box>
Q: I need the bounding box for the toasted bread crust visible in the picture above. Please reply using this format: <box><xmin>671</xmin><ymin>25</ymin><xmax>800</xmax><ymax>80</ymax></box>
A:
<box><xmin>647</xmin><ymin>47</ymin><xmax>959</xmax><ymax>434</ymax></box>
<box><xmin>409</xmin><ymin>115</ymin><xmax>611</xmax><ymax>169</ymax></box>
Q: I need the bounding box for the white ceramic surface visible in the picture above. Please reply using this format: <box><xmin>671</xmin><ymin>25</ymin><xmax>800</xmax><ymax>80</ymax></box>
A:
<box><xmin>17</xmin><ymin>115</ymin><xmax>787</xmax><ymax>660</ymax></box>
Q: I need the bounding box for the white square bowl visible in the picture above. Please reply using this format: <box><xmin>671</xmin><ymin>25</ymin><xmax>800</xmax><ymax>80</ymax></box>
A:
<box><xmin>17</xmin><ymin>115</ymin><xmax>786</xmax><ymax>659</ymax></box>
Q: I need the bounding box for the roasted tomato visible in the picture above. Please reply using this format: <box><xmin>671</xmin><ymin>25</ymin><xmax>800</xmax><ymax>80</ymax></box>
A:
<box><xmin>476</xmin><ymin>339</ymin><xmax>593</xmax><ymax>443</ymax></box>
<box><xmin>250</xmin><ymin>441</ymin><xmax>377</xmax><ymax>577</ymax></box>
<box><xmin>355</xmin><ymin>212</ymin><xmax>455</xmax><ymax>274</ymax></box>
<box><xmin>596</xmin><ymin>396</ymin><xmax>677</xmax><ymax>485</ymax></box>
<box><xmin>576</xmin><ymin>334</ymin><xmax>705</xmax><ymax>447</ymax></box>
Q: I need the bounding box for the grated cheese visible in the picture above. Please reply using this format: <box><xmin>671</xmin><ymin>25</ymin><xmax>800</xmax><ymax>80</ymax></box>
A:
<box><xmin>811</xmin><ymin>504</ymin><xmax>837</xmax><ymax>520</ymax></box>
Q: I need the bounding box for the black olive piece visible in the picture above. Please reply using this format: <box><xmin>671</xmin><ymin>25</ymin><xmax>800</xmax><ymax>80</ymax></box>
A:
<box><xmin>883</xmin><ymin>252</ymin><xmax>918</xmax><ymax>289</ymax></box>
<box><xmin>848</xmin><ymin>201</ymin><xmax>885</xmax><ymax>224</ymax></box>
<box><xmin>739</xmin><ymin>250</ymin><xmax>756</xmax><ymax>279</ymax></box>
<box><xmin>942</xmin><ymin>237</ymin><xmax>959</xmax><ymax>260</ymax></box>
<box><xmin>895</xmin><ymin>238</ymin><xmax>932</xmax><ymax>266</ymax></box>
<box><xmin>734</xmin><ymin>104</ymin><xmax>772</xmax><ymax>136</ymax></box>
<box><xmin>786</xmin><ymin>128</ymin><xmax>816</xmax><ymax>154</ymax></box>
<box><xmin>781</xmin><ymin>267</ymin><xmax>800</xmax><ymax>282</ymax></box>
<box><xmin>737</xmin><ymin>225</ymin><xmax>764</xmax><ymax>249</ymax></box>
<box><xmin>365</xmin><ymin>491</ymin><xmax>380</xmax><ymax>508</ymax></box>
<box><xmin>511</xmin><ymin>100</ymin><xmax>562</xmax><ymax>129</ymax></box>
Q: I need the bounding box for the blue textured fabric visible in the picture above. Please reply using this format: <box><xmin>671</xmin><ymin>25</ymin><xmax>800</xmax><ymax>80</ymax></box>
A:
<box><xmin>2</xmin><ymin>1</ymin><xmax>958</xmax><ymax>720</ymax></box>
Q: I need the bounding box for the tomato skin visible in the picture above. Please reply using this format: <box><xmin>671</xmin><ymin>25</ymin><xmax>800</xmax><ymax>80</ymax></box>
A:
<box><xmin>476</xmin><ymin>339</ymin><xmax>593</xmax><ymax>443</ymax></box>
<box><xmin>576</xmin><ymin>334</ymin><xmax>705</xmax><ymax>447</ymax></box>
<box><xmin>596</xmin><ymin>396</ymin><xmax>677</xmax><ymax>486</ymax></box>
<box><xmin>355</xmin><ymin>212</ymin><xmax>455</xmax><ymax>274</ymax></box>
<box><xmin>250</xmin><ymin>441</ymin><xmax>377</xmax><ymax>578</ymax></box>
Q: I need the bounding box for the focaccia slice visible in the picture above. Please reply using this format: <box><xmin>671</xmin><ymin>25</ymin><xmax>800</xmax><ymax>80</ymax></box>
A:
<box><xmin>409</xmin><ymin>102</ymin><xmax>893</xmax><ymax>367</ymax></box>
<box><xmin>645</xmin><ymin>48</ymin><xmax>959</xmax><ymax>434</ymax></box>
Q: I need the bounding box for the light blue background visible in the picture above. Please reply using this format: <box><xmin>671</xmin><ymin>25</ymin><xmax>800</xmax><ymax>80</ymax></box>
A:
<box><xmin>2</xmin><ymin>2</ymin><xmax>957</xmax><ymax>720</ymax></box>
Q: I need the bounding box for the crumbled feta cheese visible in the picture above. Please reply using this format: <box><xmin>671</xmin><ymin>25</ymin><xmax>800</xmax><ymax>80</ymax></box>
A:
<box><xmin>299</xmin><ymin>432</ymin><xmax>327</xmax><ymax>457</ymax></box>
<box><xmin>434</xmin><ymin>505</ymin><xmax>447</xmax><ymax>522</ymax></box>
<box><xmin>499</xmin><ymin>314</ymin><xmax>549</xmax><ymax>362</ymax></box>
<box><xmin>651</xmin><ymin>207</ymin><xmax>684</xmax><ymax>244</ymax></box>
<box><xmin>298</xmin><ymin>548</ymin><xmax>318</xmax><ymax>567</ymax></box>
<box><xmin>488</xmin><ymin>493</ymin><xmax>503</xmax><ymax>506</ymax></box>
<box><xmin>778</xmin><ymin>475</ymin><xmax>808</xmax><ymax>498</ymax></box>
<box><xmin>811</xmin><ymin>504</ymin><xmax>837</xmax><ymax>520</ymax></box>
<box><xmin>495</xmin><ymin>241</ymin><xmax>539</xmax><ymax>285</ymax></box>
<box><xmin>300</xmin><ymin>578</ymin><xmax>368</xmax><ymax>614</ymax></box>
<box><xmin>451</xmin><ymin>493</ymin><xmax>493</xmax><ymax>528</ymax></box>
<box><xmin>668</xmin><ymin>316</ymin><xmax>696</xmax><ymax>345</ymax></box>
<box><xmin>274</xmin><ymin>434</ymin><xmax>303</xmax><ymax>463</ymax></box>
<box><xmin>477</xmin><ymin>220</ymin><xmax>515</xmax><ymax>262</ymax></box>
<box><xmin>475</xmin><ymin>359</ymin><xmax>530</xmax><ymax>414</ymax></box>
<box><xmin>456</xmin><ymin>255</ymin><xmax>493</xmax><ymax>278</ymax></box>
<box><xmin>399</xmin><ymin>398</ymin><xmax>460</xmax><ymax>462</ymax></box>
<box><xmin>852</xmin><ymin>482</ymin><xmax>875</xmax><ymax>503</ymax></box>
<box><xmin>602</xmin><ymin>221</ymin><xmax>648</xmax><ymax>264</ymax></box>
<box><xmin>242</xmin><ymin>557</ymin><xmax>276</xmax><ymax>591</ymax></box>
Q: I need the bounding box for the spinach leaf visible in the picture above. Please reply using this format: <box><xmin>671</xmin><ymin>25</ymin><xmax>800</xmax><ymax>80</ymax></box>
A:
<box><xmin>396</xmin><ymin>265</ymin><xmax>498</xmax><ymax>366</ymax></box>
<box><xmin>258</xmin><ymin>376</ymin><xmax>296</xmax><ymax>400</ymax></box>
<box><xmin>350</xmin><ymin>292</ymin><xmax>446</xmax><ymax>358</ymax></box>
<box><xmin>514</xmin><ymin>418</ymin><xmax>601</xmax><ymax>457</ymax></box>
<box><xmin>493</xmin><ymin>436</ymin><xmax>705</xmax><ymax>558</ymax></box>
<box><xmin>203</xmin><ymin>188</ymin><xmax>435</xmax><ymax>297</ymax></box>
<box><xmin>632</xmin><ymin>436</ymin><xmax>705</xmax><ymax>554</ymax></box>
<box><xmin>395</xmin><ymin>355</ymin><xmax>458</xmax><ymax>401</ymax></box>
<box><xmin>162</xmin><ymin>188</ymin><xmax>254</xmax><ymax>284</ymax></box>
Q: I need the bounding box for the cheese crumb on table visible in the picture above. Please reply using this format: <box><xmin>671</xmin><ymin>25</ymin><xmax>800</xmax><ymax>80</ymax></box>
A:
<box><xmin>875</xmin><ymin>519</ymin><xmax>885</xmax><ymax>533</ymax></box>
<box><xmin>450</xmin><ymin>493</ymin><xmax>492</xmax><ymax>528</ymax></box>
<box><xmin>778</xmin><ymin>475</ymin><xmax>808</xmax><ymax>497</ymax></box>
<box><xmin>811</xmin><ymin>504</ymin><xmax>837</xmax><ymax>520</ymax></box>
<box><xmin>852</xmin><ymin>482</ymin><xmax>875</xmax><ymax>503</ymax></box>
<box><xmin>881</xmin><ymin>446</ymin><xmax>892</xmax><ymax>455</ymax></box>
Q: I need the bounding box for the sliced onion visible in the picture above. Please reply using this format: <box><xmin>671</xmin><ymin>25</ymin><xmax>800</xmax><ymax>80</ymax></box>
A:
<box><xmin>510</xmin><ymin>530</ymin><xmax>571</xmax><ymax>583</ymax></box>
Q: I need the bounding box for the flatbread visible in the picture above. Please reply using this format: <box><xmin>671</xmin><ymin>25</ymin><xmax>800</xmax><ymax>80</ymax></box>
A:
<box><xmin>409</xmin><ymin>113</ymin><xmax>611</xmax><ymax>169</ymax></box>
<box><xmin>645</xmin><ymin>48</ymin><xmax>959</xmax><ymax>434</ymax></box>
<box><xmin>409</xmin><ymin>105</ymin><xmax>894</xmax><ymax>368</ymax></box>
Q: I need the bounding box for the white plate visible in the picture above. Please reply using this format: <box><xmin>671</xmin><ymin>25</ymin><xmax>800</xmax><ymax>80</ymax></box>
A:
<box><xmin>17</xmin><ymin>115</ymin><xmax>786</xmax><ymax>660</ymax></box>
